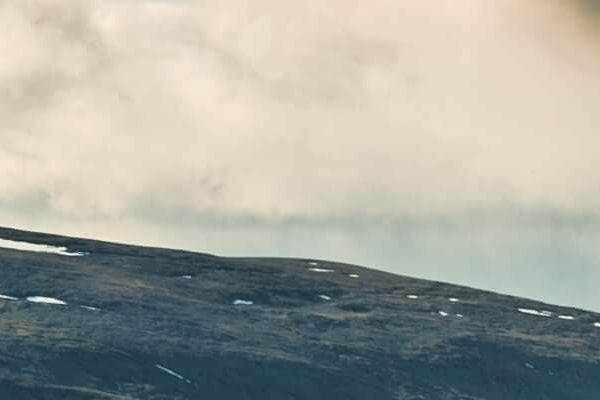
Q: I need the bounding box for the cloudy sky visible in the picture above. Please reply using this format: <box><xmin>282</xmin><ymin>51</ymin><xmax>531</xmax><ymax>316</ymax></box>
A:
<box><xmin>1</xmin><ymin>0</ymin><xmax>600</xmax><ymax>310</ymax></box>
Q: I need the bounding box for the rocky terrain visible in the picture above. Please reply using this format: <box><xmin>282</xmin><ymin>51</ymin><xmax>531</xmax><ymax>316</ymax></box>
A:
<box><xmin>0</xmin><ymin>226</ymin><xmax>599</xmax><ymax>399</ymax></box>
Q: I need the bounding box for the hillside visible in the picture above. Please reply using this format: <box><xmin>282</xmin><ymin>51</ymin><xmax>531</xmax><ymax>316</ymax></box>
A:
<box><xmin>0</xmin><ymin>226</ymin><xmax>599</xmax><ymax>399</ymax></box>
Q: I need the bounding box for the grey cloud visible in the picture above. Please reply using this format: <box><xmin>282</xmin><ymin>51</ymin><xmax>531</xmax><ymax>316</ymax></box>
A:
<box><xmin>580</xmin><ymin>0</ymin><xmax>600</xmax><ymax>15</ymax></box>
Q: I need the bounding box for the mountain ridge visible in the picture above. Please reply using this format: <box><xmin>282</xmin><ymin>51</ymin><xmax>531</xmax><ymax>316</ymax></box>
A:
<box><xmin>0</xmin><ymin>226</ymin><xmax>599</xmax><ymax>399</ymax></box>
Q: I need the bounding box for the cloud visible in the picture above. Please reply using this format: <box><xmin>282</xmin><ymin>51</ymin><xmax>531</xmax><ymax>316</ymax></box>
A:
<box><xmin>1</xmin><ymin>0</ymin><xmax>600</xmax><ymax>225</ymax></box>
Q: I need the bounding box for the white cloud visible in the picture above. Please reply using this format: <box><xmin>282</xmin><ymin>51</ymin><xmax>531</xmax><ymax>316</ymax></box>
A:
<box><xmin>0</xmin><ymin>0</ymin><xmax>599</xmax><ymax>223</ymax></box>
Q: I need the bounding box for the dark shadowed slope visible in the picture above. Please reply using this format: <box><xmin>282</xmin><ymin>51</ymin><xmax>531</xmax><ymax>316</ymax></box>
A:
<box><xmin>0</xmin><ymin>226</ymin><xmax>599</xmax><ymax>399</ymax></box>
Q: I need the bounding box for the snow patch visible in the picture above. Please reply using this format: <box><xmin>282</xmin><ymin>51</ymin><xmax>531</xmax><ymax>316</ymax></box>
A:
<box><xmin>348</xmin><ymin>274</ymin><xmax>360</xmax><ymax>278</ymax></box>
<box><xmin>406</xmin><ymin>295</ymin><xmax>419</xmax><ymax>299</ymax></box>
<box><xmin>155</xmin><ymin>364</ymin><xmax>191</xmax><ymax>384</ymax></box>
<box><xmin>558</xmin><ymin>315</ymin><xmax>575</xmax><ymax>320</ymax></box>
<box><xmin>456</xmin><ymin>314</ymin><xmax>464</xmax><ymax>318</ymax></box>
<box><xmin>308</xmin><ymin>262</ymin><xmax>319</xmax><ymax>266</ymax></box>
<box><xmin>318</xmin><ymin>295</ymin><xmax>332</xmax><ymax>301</ymax></box>
<box><xmin>0</xmin><ymin>238</ymin><xmax>85</xmax><ymax>257</ymax></box>
<box><xmin>448</xmin><ymin>298</ymin><xmax>460</xmax><ymax>303</ymax></box>
<box><xmin>26</xmin><ymin>296</ymin><xmax>67</xmax><ymax>305</ymax></box>
<box><xmin>594</xmin><ymin>322</ymin><xmax>600</xmax><ymax>328</ymax></box>
<box><xmin>0</xmin><ymin>294</ymin><xmax>18</xmax><ymax>301</ymax></box>
<box><xmin>181</xmin><ymin>275</ymin><xmax>193</xmax><ymax>279</ymax></box>
<box><xmin>438</xmin><ymin>311</ymin><xmax>448</xmax><ymax>317</ymax></box>
<box><xmin>81</xmin><ymin>305</ymin><xmax>101</xmax><ymax>311</ymax></box>
<box><xmin>233</xmin><ymin>299</ymin><xmax>254</xmax><ymax>305</ymax></box>
<box><xmin>517</xmin><ymin>308</ymin><xmax>552</xmax><ymax>317</ymax></box>
<box><xmin>309</xmin><ymin>268</ymin><xmax>335</xmax><ymax>273</ymax></box>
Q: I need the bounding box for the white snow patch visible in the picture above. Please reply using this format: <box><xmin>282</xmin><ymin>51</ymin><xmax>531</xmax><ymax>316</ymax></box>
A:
<box><xmin>155</xmin><ymin>364</ymin><xmax>191</xmax><ymax>384</ymax></box>
<box><xmin>456</xmin><ymin>314</ymin><xmax>464</xmax><ymax>318</ymax></box>
<box><xmin>81</xmin><ymin>305</ymin><xmax>101</xmax><ymax>311</ymax></box>
<box><xmin>348</xmin><ymin>274</ymin><xmax>360</xmax><ymax>278</ymax></box>
<box><xmin>558</xmin><ymin>315</ymin><xmax>575</xmax><ymax>320</ymax></box>
<box><xmin>594</xmin><ymin>322</ymin><xmax>600</xmax><ymax>328</ymax></box>
<box><xmin>233</xmin><ymin>299</ymin><xmax>254</xmax><ymax>305</ymax></box>
<box><xmin>26</xmin><ymin>296</ymin><xmax>67</xmax><ymax>305</ymax></box>
<box><xmin>517</xmin><ymin>308</ymin><xmax>552</xmax><ymax>317</ymax></box>
<box><xmin>448</xmin><ymin>298</ymin><xmax>460</xmax><ymax>303</ymax></box>
<box><xmin>0</xmin><ymin>294</ymin><xmax>18</xmax><ymax>301</ymax></box>
<box><xmin>406</xmin><ymin>295</ymin><xmax>419</xmax><ymax>299</ymax></box>
<box><xmin>308</xmin><ymin>262</ymin><xmax>319</xmax><ymax>266</ymax></box>
<box><xmin>0</xmin><ymin>238</ymin><xmax>85</xmax><ymax>257</ymax></box>
<box><xmin>525</xmin><ymin>363</ymin><xmax>535</xmax><ymax>369</ymax></box>
<box><xmin>438</xmin><ymin>311</ymin><xmax>448</xmax><ymax>317</ymax></box>
<box><xmin>318</xmin><ymin>295</ymin><xmax>332</xmax><ymax>301</ymax></box>
<box><xmin>181</xmin><ymin>275</ymin><xmax>193</xmax><ymax>279</ymax></box>
<box><xmin>308</xmin><ymin>268</ymin><xmax>335</xmax><ymax>273</ymax></box>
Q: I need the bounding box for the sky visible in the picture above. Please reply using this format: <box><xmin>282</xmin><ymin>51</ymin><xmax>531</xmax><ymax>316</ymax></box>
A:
<box><xmin>1</xmin><ymin>0</ymin><xmax>600</xmax><ymax>311</ymax></box>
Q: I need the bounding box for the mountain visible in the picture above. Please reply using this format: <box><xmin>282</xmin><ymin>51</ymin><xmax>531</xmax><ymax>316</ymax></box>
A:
<box><xmin>0</xmin><ymin>226</ymin><xmax>599</xmax><ymax>399</ymax></box>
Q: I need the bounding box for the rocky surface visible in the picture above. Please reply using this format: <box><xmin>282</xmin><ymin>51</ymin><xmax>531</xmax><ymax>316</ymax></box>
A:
<box><xmin>0</xmin><ymin>226</ymin><xmax>599</xmax><ymax>399</ymax></box>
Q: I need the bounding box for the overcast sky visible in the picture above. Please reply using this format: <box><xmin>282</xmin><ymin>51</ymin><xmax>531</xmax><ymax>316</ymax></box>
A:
<box><xmin>1</xmin><ymin>0</ymin><xmax>600</xmax><ymax>311</ymax></box>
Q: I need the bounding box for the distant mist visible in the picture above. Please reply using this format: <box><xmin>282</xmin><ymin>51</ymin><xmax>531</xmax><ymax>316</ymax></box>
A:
<box><xmin>1</xmin><ymin>1</ymin><xmax>600</xmax><ymax>310</ymax></box>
